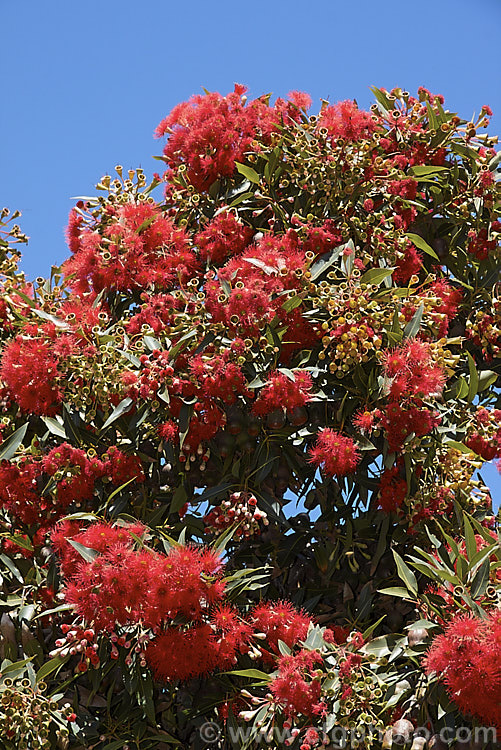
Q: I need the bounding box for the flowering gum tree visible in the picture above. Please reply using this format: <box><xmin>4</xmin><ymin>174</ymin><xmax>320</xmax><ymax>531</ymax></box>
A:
<box><xmin>0</xmin><ymin>85</ymin><xmax>500</xmax><ymax>749</ymax></box>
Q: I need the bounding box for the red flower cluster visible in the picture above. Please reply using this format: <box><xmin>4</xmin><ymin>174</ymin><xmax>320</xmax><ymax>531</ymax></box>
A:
<box><xmin>465</xmin><ymin>407</ymin><xmax>501</xmax><ymax>462</ymax></box>
<box><xmin>61</xmin><ymin>540</ymin><xmax>224</xmax><ymax>631</ymax></box>
<box><xmin>63</xmin><ymin>202</ymin><xmax>198</xmax><ymax>294</ymax></box>
<box><xmin>146</xmin><ymin>610</ymin><xmax>251</xmax><ymax>682</ymax></box>
<box><xmin>308</xmin><ymin>429</ymin><xmax>360</xmax><ymax>478</ymax></box>
<box><xmin>155</xmin><ymin>84</ymin><xmax>309</xmax><ymax>191</ymax></box>
<box><xmin>0</xmin><ymin>337</ymin><xmax>61</xmax><ymax>415</ymax></box>
<box><xmin>250</xmin><ymin>601</ymin><xmax>312</xmax><ymax>660</ymax></box>
<box><xmin>382</xmin><ymin>340</ymin><xmax>445</xmax><ymax>400</ymax></box>
<box><xmin>195</xmin><ymin>211</ymin><xmax>254</xmax><ymax>264</ymax></box>
<box><xmin>52</xmin><ymin>521</ymin><xmax>316</xmax><ymax>683</ymax></box>
<box><xmin>424</xmin><ymin>612</ymin><xmax>501</xmax><ymax>729</ymax></box>
<box><xmin>252</xmin><ymin>370</ymin><xmax>313</xmax><ymax>417</ymax></box>
<box><xmin>204</xmin><ymin>491</ymin><xmax>268</xmax><ymax>538</ymax></box>
<box><xmin>0</xmin><ymin>445</ymin><xmax>144</xmax><ymax>532</ymax></box>
<box><xmin>378</xmin><ymin>463</ymin><xmax>408</xmax><ymax>513</ymax></box>
<box><xmin>317</xmin><ymin>100</ymin><xmax>376</xmax><ymax>142</ymax></box>
<box><xmin>42</xmin><ymin>443</ymin><xmax>107</xmax><ymax>507</ymax></box>
<box><xmin>270</xmin><ymin>649</ymin><xmax>324</xmax><ymax>718</ymax></box>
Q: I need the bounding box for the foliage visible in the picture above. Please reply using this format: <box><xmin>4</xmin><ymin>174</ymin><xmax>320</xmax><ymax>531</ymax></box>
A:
<box><xmin>0</xmin><ymin>85</ymin><xmax>500</xmax><ymax>749</ymax></box>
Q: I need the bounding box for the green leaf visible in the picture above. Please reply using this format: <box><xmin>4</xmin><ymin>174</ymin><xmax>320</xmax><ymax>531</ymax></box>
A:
<box><xmin>143</xmin><ymin>335</ymin><xmax>162</xmax><ymax>351</ymax></box>
<box><xmin>33</xmin><ymin>308</ymin><xmax>69</xmax><ymax>328</ymax></box>
<box><xmin>169</xmin><ymin>329</ymin><xmax>198</xmax><ymax>360</ymax></box>
<box><xmin>67</xmin><ymin>539</ymin><xmax>99</xmax><ymax>563</ymax></box>
<box><xmin>235</xmin><ymin>163</ymin><xmax>260</xmax><ymax>184</ymax></box>
<box><xmin>0</xmin><ymin>553</ymin><xmax>24</xmax><ymax>582</ymax></box>
<box><xmin>34</xmin><ymin>604</ymin><xmax>74</xmax><ymax>621</ymax></box>
<box><xmin>446</xmin><ymin>439</ymin><xmax>475</xmax><ymax>455</ymax></box>
<box><xmin>102</xmin><ymin>742</ymin><xmax>130</xmax><ymax>750</ymax></box>
<box><xmin>171</xmin><ymin>484</ymin><xmax>188</xmax><ymax>514</ymax></box>
<box><xmin>103</xmin><ymin>477</ymin><xmax>136</xmax><ymax>510</ymax></box>
<box><xmin>359</xmin><ymin>267</ymin><xmax>396</xmax><ymax>286</ymax></box>
<box><xmin>1</xmin><ymin>658</ymin><xmax>33</xmax><ymax>676</ymax></box>
<box><xmin>470</xmin><ymin>558</ymin><xmax>490</xmax><ymax>599</ymax></box>
<box><xmin>467</xmin><ymin>352</ymin><xmax>479</xmax><ymax>403</ymax></box>
<box><xmin>281</xmin><ymin>295</ymin><xmax>303</xmax><ymax>313</ymax></box>
<box><xmin>370</xmin><ymin>87</ymin><xmax>392</xmax><ymax>113</ymax></box>
<box><xmin>488</xmin><ymin>151</ymin><xmax>501</xmax><ymax>171</ymax></box>
<box><xmin>0</xmin><ymin>423</ymin><xmax>28</xmax><ymax>461</ymax></box>
<box><xmin>463</xmin><ymin>516</ymin><xmax>477</xmax><ymax>561</ymax></box>
<box><xmin>477</xmin><ymin>370</ymin><xmax>497</xmax><ymax>391</ymax></box>
<box><xmin>3</xmin><ymin>533</ymin><xmax>33</xmax><ymax>552</ymax></box>
<box><xmin>136</xmin><ymin>216</ymin><xmax>156</xmax><ymax>234</ymax></box>
<box><xmin>36</xmin><ymin>656</ymin><xmax>67</xmax><ymax>683</ymax></box>
<box><xmin>229</xmin><ymin>191</ymin><xmax>254</xmax><ymax>207</ymax></box>
<box><xmin>309</xmin><ymin>243</ymin><xmax>346</xmax><ymax>281</ymax></box>
<box><xmin>403</xmin><ymin>303</ymin><xmax>424</xmax><ymax>339</ymax></box>
<box><xmin>406</xmin><ymin>233</ymin><xmax>440</xmax><ymax>261</ymax></box>
<box><xmin>410</xmin><ymin>166</ymin><xmax>449</xmax><ymax>177</ymax></box>
<box><xmin>378</xmin><ymin>587</ymin><xmax>413</xmax><ymax>598</ymax></box>
<box><xmin>264</xmin><ymin>147</ymin><xmax>281</xmax><ymax>183</ymax></box>
<box><xmin>393</xmin><ymin>551</ymin><xmax>418</xmax><ymax>596</ymax></box>
<box><xmin>101</xmin><ymin>397</ymin><xmax>134</xmax><ymax>430</ymax></box>
<box><xmin>41</xmin><ymin>417</ymin><xmax>67</xmax><ymax>439</ymax></box>
<box><xmin>226</xmin><ymin>668</ymin><xmax>270</xmax><ymax>681</ymax></box>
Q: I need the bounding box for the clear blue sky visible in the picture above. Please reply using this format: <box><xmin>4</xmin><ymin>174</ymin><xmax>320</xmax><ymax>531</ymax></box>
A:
<box><xmin>1</xmin><ymin>0</ymin><xmax>499</xmax><ymax>506</ymax></box>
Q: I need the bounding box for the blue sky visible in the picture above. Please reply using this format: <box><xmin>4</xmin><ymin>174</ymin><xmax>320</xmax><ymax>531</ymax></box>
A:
<box><xmin>1</xmin><ymin>0</ymin><xmax>500</xmax><ymax>506</ymax></box>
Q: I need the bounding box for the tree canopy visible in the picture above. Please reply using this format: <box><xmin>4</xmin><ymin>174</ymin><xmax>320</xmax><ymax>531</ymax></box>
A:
<box><xmin>0</xmin><ymin>84</ymin><xmax>500</xmax><ymax>749</ymax></box>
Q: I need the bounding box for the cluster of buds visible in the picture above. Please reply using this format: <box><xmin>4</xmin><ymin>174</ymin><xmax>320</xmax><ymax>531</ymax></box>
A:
<box><xmin>316</xmin><ymin>281</ymin><xmax>384</xmax><ymax>376</ymax></box>
<box><xmin>204</xmin><ymin>491</ymin><xmax>268</xmax><ymax>538</ymax></box>
<box><xmin>109</xmin><ymin>628</ymin><xmax>150</xmax><ymax>668</ymax></box>
<box><xmin>0</xmin><ymin>676</ymin><xmax>75</xmax><ymax>749</ymax></box>
<box><xmin>438</xmin><ymin>446</ymin><xmax>486</xmax><ymax>504</ymax></box>
<box><xmin>465</xmin><ymin>300</ymin><xmax>501</xmax><ymax>359</ymax></box>
<box><xmin>49</xmin><ymin>623</ymin><xmax>99</xmax><ymax>673</ymax></box>
<box><xmin>179</xmin><ymin>443</ymin><xmax>211</xmax><ymax>471</ymax></box>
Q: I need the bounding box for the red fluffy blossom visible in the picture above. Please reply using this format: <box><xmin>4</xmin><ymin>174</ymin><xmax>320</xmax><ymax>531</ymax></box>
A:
<box><xmin>378</xmin><ymin>464</ymin><xmax>407</xmax><ymax>513</ymax></box>
<box><xmin>195</xmin><ymin>212</ymin><xmax>253</xmax><ymax>265</ymax></box>
<box><xmin>270</xmin><ymin>649</ymin><xmax>325</xmax><ymax>718</ymax></box>
<box><xmin>308</xmin><ymin>429</ymin><xmax>360</xmax><ymax>478</ymax></box>
<box><xmin>381</xmin><ymin>402</ymin><xmax>441</xmax><ymax>452</ymax></box>
<box><xmin>424</xmin><ymin>612</ymin><xmax>501</xmax><ymax>729</ymax></box>
<box><xmin>1</xmin><ymin>336</ymin><xmax>61</xmax><ymax>415</ymax></box>
<box><xmin>64</xmin><ymin>203</ymin><xmax>198</xmax><ymax>294</ymax></box>
<box><xmin>65</xmin><ymin>207</ymin><xmax>84</xmax><ymax>254</ymax></box>
<box><xmin>126</xmin><ymin>293</ymin><xmax>183</xmax><ymax>335</ymax></box>
<box><xmin>287</xmin><ymin>91</ymin><xmax>312</xmax><ymax>111</ymax></box>
<box><xmin>352</xmin><ymin>409</ymin><xmax>375</xmax><ymax>432</ymax></box>
<box><xmin>155</xmin><ymin>85</ymin><xmax>254</xmax><ymax>190</ymax></box>
<box><xmin>467</xmin><ymin>228</ymin><xmax>496</xmax><ymax>261</ymax></box>
<box><xmin>393</xmin><ymin>241</ymin><xmax>422</xmax><ymax>284</ymax></box>
<box><xmin>429</xmin><ymin>280</ymin><xmax>462</xmax><ymax>335</ymax></box>
<box><xmin>190</xmin><ymin>353</ymin><xmax>251</xmax><ymax>404</ymax></box>
<box><xmin>388</xmin><ymin>178</ymin><xmax>418</xmax><ymax>200</ymax></box>
<box><xmin>60</xmin><ymin>537</ymin><xmax>225</xmax><ymax>632</ymax></box>
<box><xmin>51</xmin><ymin>519</ymin><xmax>146</xmax><ymax>579</ymax></box>
<box><xmin>104</xmin><ymin>446</ymin><xmax>144</xmax><ymax>485</ymax></box>
<box><xmin>300</xmin><ymin>220</ymin><xmax>343</xmax><ymax>258</ymax></box>
<box><xmin>253</xmin><ymin>370</ymin><xmax>313</xmax><ymax>416</ymax></box>
<box><xmin>42</xmin><ymin>443</ymin><xmax>106</xmax><ymax>508</ymax></box>
<box><xmin>323</xmin><ymin>625</ymin><xmax>350</xmax><ymax>644</ymax></box>
<box><xmin>158</xmin><ymin>420</ymin><xmax>178</xmax><ymax>442</ymax></box>
<box><xmin>0</xmin><ymin>459</ymin><xmax>42</xmax><ymax>526</ymax></box>
<box><xmin>318</xmin><ymin>100</ymin><xmax>376</xmax><ymax>142</ymax></box>
<box><xmin>382</xmin><ymin>340</ymin><xmax>445</xmax><ymax>400</ymax></box>
<box><xmin>249</xmin><ymin>601</ymin><xmax>312</xmax><ymax>659</ymax></box>
<box><xmin>146</xmin><ymin>624</ymin><xmax>230</xmax><ymax>682</ymax></box>
<box><xmin>156</xmin><ymin>86</ymin><xmax>310</xmax><ymax>191</ymax></box>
